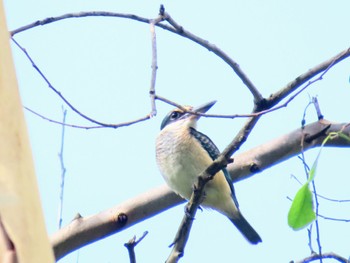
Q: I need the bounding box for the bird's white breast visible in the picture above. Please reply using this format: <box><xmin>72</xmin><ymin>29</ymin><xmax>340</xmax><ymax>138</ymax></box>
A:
<box><xmin>156</xmin><ymin>123</ymin><xmax>218</xmax><ymax>200</ymax></box>
<box><xmin>156</xmin><ymin>115</ymin><xmax>240</xmax><ymax>219</ymax></box>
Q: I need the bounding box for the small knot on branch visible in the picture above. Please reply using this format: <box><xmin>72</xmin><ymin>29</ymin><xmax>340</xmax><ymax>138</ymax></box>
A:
<box><xmin>116</xmin><ymin>213</ymin><xmax>128</xmax><ymax>226</ymax></box>
<box><xmin>159</xmin><ymin>4</ymin><xmax>165</xmax><ymax>16</ymax></box>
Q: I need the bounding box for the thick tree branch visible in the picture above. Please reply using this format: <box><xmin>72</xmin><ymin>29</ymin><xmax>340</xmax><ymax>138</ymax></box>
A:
<box><xmin>51</xmin><ymin>120</ymin><xmax>350</xmax><ymax>260</ymax></box>
<box><xmin>228</xmin><ymin>120</ymin><xmax>350</xmax><ymax>182</ymax></box>
<box><xmin>51</xmin><ymin>185</ymin><xmax>183</xmax><ymax>260</ymax></box>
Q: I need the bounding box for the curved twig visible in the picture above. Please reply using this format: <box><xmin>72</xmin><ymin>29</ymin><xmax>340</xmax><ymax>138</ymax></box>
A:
<box><xmin>294</xmin><ymin>252</ymin><xmax>350</xmax><ymax>263</ymax></box>
<box><xmin>24</xmin><ymin>106</ymin><xmax>151</xmax><ymax>129</ymax></box>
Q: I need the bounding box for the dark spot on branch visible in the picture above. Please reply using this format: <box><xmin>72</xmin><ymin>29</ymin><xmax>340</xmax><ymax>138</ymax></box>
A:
<box><xmin>250</xmin><ymin>163</ymin><xmax>261</xmax><ymax>173</ymax></box>
<box><xmin>117</xmin><ymin>213</ymin><xmax>128</xmax><ymax>226</ymax></box>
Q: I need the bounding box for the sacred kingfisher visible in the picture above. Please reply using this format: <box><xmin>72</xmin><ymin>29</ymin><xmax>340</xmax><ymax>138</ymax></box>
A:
<box><xmin>156</xmin><ymin>101</ymin><xmax>262</xmax><ymax>244</ymax></box>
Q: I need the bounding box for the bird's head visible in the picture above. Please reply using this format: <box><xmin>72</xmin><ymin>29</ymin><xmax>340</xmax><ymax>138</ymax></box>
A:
<box><xmin>160</xmin><ymin>100</ymin><xmax>216</xmax><ymax>130</ymax></box>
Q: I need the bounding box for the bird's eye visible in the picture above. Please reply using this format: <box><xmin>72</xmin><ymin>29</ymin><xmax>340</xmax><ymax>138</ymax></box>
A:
<box><xmin>170</xmin><ymin>111</ymin><xmax>181</xmax><ymax>120</ymax></box>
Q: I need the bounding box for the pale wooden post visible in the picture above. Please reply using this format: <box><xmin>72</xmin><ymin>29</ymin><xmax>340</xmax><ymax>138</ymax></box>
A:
<box><xmin>0</xmin><ymin>1</ymin><xmax>55</xmax><ymax>262</ymax></box>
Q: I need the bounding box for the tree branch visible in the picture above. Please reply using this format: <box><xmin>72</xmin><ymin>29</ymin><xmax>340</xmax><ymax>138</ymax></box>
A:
<box><xmin>24</xmin><ymin>106</ymin><xmax>151</xmax><ymax>129</ymax></box>
<box><xmin>51</xmin><ymin>185</ymin><xmax>183</xmax><ymax>260</ymax></box>
<box><xmin>51</xmin><ymin>120</ymin><xmax>350</xmax><ymax>260</ymax></box>
<box><xmin>293</xmin><ymin>252</ymin><xmax>350</xmax><ymax>263</ymax></box>
<box><xmin>264</xmin><ymin>48</ymin><xmax>350</xmax><ymax>110</ymax></box>
<box><xmin>124</xmin><ymin>231</ymin><xmax>148</xmax><ymax>263</ymax></box>
<box><xmin>10</xmin><ymin>10</ymin><xmax>263</xmax><ymax>102</ymax></box>
<box><xmin>11</xmin><ymin>11</ymin><xmax>350</xmax><ymax>128</ymax></box>
<box><xmin>228</xmin><ymin>120</ymin><xmax>350</xmax><ymax>182</ymax></box>
<box><xmin>165</xmin><ymin>115</ymin><xmax>260</xmax><ymax>262</ymax></box>
<box><xmin>57</xmin><ymin>107</ymin><xmax>67</xmax><ymax>229</ymax></box>
<box><xmin>148</xmin><ymin>8</ymin><xmax>165</xmax><ymax>117</ymax></box>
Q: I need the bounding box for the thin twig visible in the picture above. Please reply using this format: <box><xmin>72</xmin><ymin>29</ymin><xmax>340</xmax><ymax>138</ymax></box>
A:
<box><xmin>10</xmin><ymin>11</ymin><xmax>152</xmax><ymax>36</ymax></box>
<box><xmin>299</xmin><ymin>105</ymin><xmax>322</xmax><ymax>260</ymax></box>
<box><xmin>310</xmin><ymin>179</ymin><xmax>322</xmax><ymax>262</ymax></box>
<box><xmin>12</xmin><ymin>37</ymin><xmax>152</xmax><ymax>127</ymax></box>
<box><xmin>124</xmin><ymin>231</ymin><xmax>149</xmax><ymax>263</ymax></box>
<box><xmin>301</xmin><ymin>99</ymin><xmax>314</xmax><ymax>129</ymax></box>
<box><xmin>318</xmin><ymin>214</ymin><xmax>350</xmax><ymax>222</ymax></box>
<box><xmin>316</xmin><ymin>195</ymin><xmax>350</xmax><ymax>203</ymax></box>
<box><xmin>291</xmin><ymin>171</ymin><xmax>350</xmax><ymax>203</ymax></box>
<box><xmin>57</xmin><ymin>107</ymin><xmax>67</xmax><ymax>229</ymax></box>
<box><xmin>307</xmin><ymin>227</ymin><xmax>314</xmax><ymax>254</ymax></box>
<box><xmin>24</xmin><ymin>106</ymin><xmax>151</xmax><ymax>129</ymax></box>
<box><xmin>149</xmin><ymin>7</ymin><xmax>165</xmax><ymax>117</ymax></box>
<box><xmin>294</xmin><ymin>252</ymin><xmax>350</xmax><ymax>263</ymax></box>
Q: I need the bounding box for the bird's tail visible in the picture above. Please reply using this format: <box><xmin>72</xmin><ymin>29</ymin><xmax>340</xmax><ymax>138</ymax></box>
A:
<box><xmin>229</xmin><ymin>213</ymin><xmax>262</xmax><ymax>244</ymax></box>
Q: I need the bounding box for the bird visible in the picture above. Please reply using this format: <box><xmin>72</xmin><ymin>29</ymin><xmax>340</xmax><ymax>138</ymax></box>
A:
<box><xmin>155</xmin><ymin>100</ymin><xmax>262</xmax><ymax>244</ymax></box>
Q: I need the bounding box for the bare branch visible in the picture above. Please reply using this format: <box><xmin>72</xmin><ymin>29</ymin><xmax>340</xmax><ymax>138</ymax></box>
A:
<box><xmin>24</xmin><ymin>106</ymin><xmax>151</xmax><ymax>129</ymax></box>
<box><xmin>51</xmin><ymin>120</ymin><xmax>350</xmax><ymax>260</ymax></box>
<box><xmin>51</xmin><ymin>185</ymin><xmax>183</xmax><ymax>260</ymax></box>
<box><xmin>265</xmin><ymin>48</ymin><xmax>350</xmax><ymax>109</ymax></box>
<box><xmin>310</xmin><ymin>181</ymin><xmax>323</xmax><ymax>259</ymax></box>
<box><xmin>299</xmin><ymin>126</ymin><xmax>322</xmax><ymax>258</ymax></box>
<box><xmin>318</xmin><ymin>214</ymin><xmax>350</xmax><ymax>223</ymax></box>
<box><xmin>10</xmin><ymin>11</ymin><xmax>153</xmax><ymax>36</ymax></box>
<box><xmin>293</xmin><ymin>252</ymin><xmax>350</xmax><ymax>263</ymax></box>
<box><xmin>162</xmin><ymin>12</ymin><xmax>263</xmax><ymax>103</ymax></box>
<box><xmin>10</xmin><ymin>11</ymin><xmax>263</xmax><ymax>102</ymax></box>
<box><xmin>228</xmin><ymin>120</ymin><xmax>350</xmax><ymax>182</ymax></box>
<box><xmin>148</xmin><ymin>12</ymin><xmax>164</xmax><ymax>117</ymax></box>
<box><xmin>57</xmin><ymin>107</ymin><xmax>67</xmax><ymax>229</ymax></box>
<box><xmin>124</xmin><ymin>231</ymin><xmax>148</xmax><ymax>263</ymax></box>
<box><xmin>156</xmin><ymin>45</ymin><xmax>348</xmax><ymax>119</ymax></box>
<box><xmin>13</xmin><ymin>38</ymin><xmax>152</xmax><ymax>128</ymax></box>
<box><xmin>11</xmin><ymin>11</ymin><xmax>350</xmax><ymax>124</ymax></box>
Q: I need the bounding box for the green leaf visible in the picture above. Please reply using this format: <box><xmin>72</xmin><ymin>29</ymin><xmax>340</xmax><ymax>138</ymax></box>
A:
<box><xmin>287</xmin><ymin>131</ymin><xmax>348</xmax><ymax>230</ymax></box>
<box><xmin>288</xmin><ymin>183</ymin><xmax>316</xmax><ymax>230</ymax></box>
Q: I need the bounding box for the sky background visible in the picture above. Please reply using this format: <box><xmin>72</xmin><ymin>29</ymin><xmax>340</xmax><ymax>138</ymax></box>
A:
<box><xmin>3</xmin><ymin>0</ymin><xmax>350</xmax><ymax>262</ymax></box>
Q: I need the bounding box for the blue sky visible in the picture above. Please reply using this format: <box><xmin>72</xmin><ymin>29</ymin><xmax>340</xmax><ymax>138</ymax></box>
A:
<box><xmin>4</xmin><ymin>0</ymin><xmax>350</xmax><ymax>262</ymax></box>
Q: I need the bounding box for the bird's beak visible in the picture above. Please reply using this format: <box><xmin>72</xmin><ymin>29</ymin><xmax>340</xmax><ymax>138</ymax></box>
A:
<box><xmin>193</xmin><ymin>100</ymin><xmax>217</xmax><ymax>113</ymax></box>
<box><xmin>191</xmin><ymin>100</ymin><xmax>217</xmax><ymax>119</ymax></box>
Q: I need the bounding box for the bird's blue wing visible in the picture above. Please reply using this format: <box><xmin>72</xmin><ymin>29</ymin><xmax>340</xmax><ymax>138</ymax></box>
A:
<box><xmin>189</xmin><ymin>127</ymin><xmax>239</xmax><ymax>208</ymax></box>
